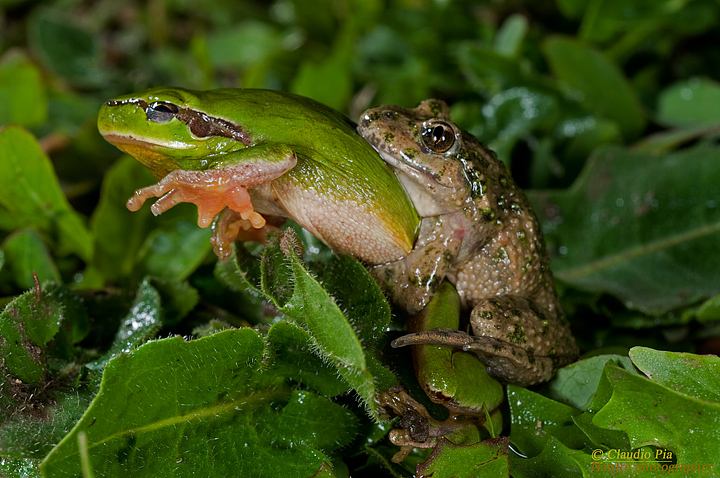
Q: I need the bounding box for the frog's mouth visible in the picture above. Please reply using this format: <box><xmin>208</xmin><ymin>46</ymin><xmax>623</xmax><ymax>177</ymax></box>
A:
<box><xmin>100</xmin><ymin>132</ymin><xmax>196</xmax><ymax>151</ymax></box>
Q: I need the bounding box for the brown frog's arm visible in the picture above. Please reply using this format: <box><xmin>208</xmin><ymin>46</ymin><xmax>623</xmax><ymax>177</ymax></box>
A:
<box><xmin>371</xmin><ymin>213</ymin><xmax>463</xmax><ymax>316</ymax></box>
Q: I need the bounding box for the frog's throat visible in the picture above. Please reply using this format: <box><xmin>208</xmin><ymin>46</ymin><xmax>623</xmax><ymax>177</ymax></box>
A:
<box><xmin>103</xmin><ymin>134</ymin><xmax>182</xmax><ymax>178</ymax></box>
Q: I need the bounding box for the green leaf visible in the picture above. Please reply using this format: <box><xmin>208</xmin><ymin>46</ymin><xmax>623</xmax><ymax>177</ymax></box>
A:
<box><xmin>593</xmin><ymin>362</ymin><xmax>720</xmax><ymax>465</ymax></box>
<box><xmin>265</xmin><ymin>321</ymin><xmax>349</xmax><ymax>398</ymax></box>
<box><xmin>40</xmin><ymin>329</ymin><xmax>353</xmax><ymax>477</ymax></box>
<box><xmin>507</xmin><ymin>386</ymin><xmax>589</xmax><ymax>458</ymax></box>
<box><xmin>87</xmin><ymin>279</ymin><xmax>162</xmax><ymax>372</ymax></box>
<box><xmin>494</xmin><ymin>14</ymin><xmax>528</xmax><ymax>58</ymax></box>
<box><xmin>221</xmin><ymin>230</ymin><xmax>397</xmax><ymax>419</ymax></box>
<box><xmin>579</xmin><ymin>0</ymin><xmax>688</xmax><ymax>43</ymax></box>
<box><xmin>416</xmin><ymin>438</ymin><xmax>509</xmax><ymax>478</ymax></box>
<box><xmin>267</xmin><ymin>232</ymin><xmax>389</xmax><ymax>418</ymax></box>
<box><xmin>86</xmin><ymin>156</ymin><xmax>156</xmax><ymax>284</ymax></box>
<box><xmin>657</xmin><ymin>77</ymin><xmax>720</xmax><ymax>127</ymax></box>
<box><xmin>530</xmin><ymin>143</ymin><xmax>720</xmax><ymax>315</ymax></box>
<box><xmin>27</xmin><ymin>8</ymin><xmax>105</xmax><ymax>87</ymax></box>
<box><xmin>0</xmin><ymin>288</ymin><xmax>61</xmax><ymax>385</ymax></box>
<box><xmin>147</xmin><ymin>277</ymin><xmax>199</xmax><ymax>326</ymax></box>
<box><xmin>0</xmin><ymin>51</ymin><xmax>47</xmax><ymax>127</ymax></box>
<box><xmin>2</xmin><ymin>229</ymin><xmax>61</xmax><ymax>289</ymax></box>
<box><xmin>509</xmin><ymin>436</ymin><xmax>582</xmax><ymax>478</ymax></box>
<box><xmin>136</xmin><ymin>219</ymin><xmax>211</xmax><ymax>281</ymax></box>
<box><xmin>543</xmin><ymin>36</ymin><xmax>645</xmax><ymax>140</ymax></box>
<box><xmin>482</xmin><ymin>86</ymin><xmax>561</xmax><ymax>164</ymax></box>
<box><xmin>629</xmin><ymin>347</ymin><xmax>720</xmax><ymax>403</ymax></box>
<box><xmin>543</xmin><ymin>354</ymin><xmax>635</xmax><ymax>411</ymax></box>
<box><xmin>256</xmin><ymin>389</ymin><xmax>358</xmax><ymax>450</ymax></box>
<box><xmin>0</xmin><ymin>126</ymin><xmax>92</xmax><ymax>261</ymax></box>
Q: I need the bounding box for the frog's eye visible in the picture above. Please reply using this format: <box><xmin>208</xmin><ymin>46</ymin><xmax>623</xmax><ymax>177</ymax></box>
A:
<box><xmin>146</xmin><ymin>102</ymin><xmax>179</xmax><ymax>123</ymax></box>
<box><xmin>421</xmin><ymin>121</ymin><xmax>456</xmax><ymax>153</ymax></box>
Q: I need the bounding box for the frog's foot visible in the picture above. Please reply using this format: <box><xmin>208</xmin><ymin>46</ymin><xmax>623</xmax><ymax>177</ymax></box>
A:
<box><xmin>211</xmin><ymin>209</ymin><xmax>281</xmax><ymax>260</ymax></box>
<box><xmin>127</xmin><ymin>167</ymin><xmax>270</xmax><ymax>229</ymax></box>
<box><xmin>377</xmin><ymin>386</ymin><xmax>473</xmax><ymax>463</ymax></box>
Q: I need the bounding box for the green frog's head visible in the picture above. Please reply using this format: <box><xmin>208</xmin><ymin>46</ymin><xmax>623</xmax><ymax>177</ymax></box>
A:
<box><xmin>98</xmin><ymin>87</ymin><xmax>251</xmax><ymax>178</ymax></box>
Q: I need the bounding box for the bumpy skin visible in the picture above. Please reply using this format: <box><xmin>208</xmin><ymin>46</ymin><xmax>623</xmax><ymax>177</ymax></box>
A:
<box><xmin>358</xmin><ymin>99</ymin><xmax>578</xmax><ymax>386</ymax></box>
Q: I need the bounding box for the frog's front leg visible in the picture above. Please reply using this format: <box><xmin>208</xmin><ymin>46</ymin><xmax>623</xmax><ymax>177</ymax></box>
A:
<box><xmin>126</xmin><ymin>144</ymin><xmax>296</xmax><ymax>253</ymax></box>
<box><xmin>394</xmin><ymin>295</ymin><xmax>578</xmax><ymax>386</ymax></box>
<box><xmin>371</xmin><ymin>215</ymin><xmax>462</xmax><ymax>315</ymax></box>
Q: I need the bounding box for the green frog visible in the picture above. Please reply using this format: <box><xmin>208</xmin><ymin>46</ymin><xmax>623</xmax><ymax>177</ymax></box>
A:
<box><xmin>97</xmin><ymin>87</ymin><xmax>420</xmax><ymax>264</ymax></box>
<box><xmin>358</xmin><ymin>99</ymin><xmax>578</xmax><ymax>389</ymax></box>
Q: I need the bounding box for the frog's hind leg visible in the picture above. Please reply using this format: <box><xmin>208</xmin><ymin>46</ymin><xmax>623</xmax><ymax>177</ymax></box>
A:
<box><xmin>392</xmin><ymin>295</ymin><xmax>578</xmax><ymax>386</ymax></box>
<box><xmin>464</xmin><ymin>296</ymin><xmax>578</xmax><ymax>386</ymax></box>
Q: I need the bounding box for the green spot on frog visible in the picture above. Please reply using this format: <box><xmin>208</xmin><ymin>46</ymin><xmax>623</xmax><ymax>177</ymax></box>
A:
<box><xmin>401</xmin><ymin>148</ymin><xmax>416</xmax><ymax>159</ymax></box>
<box><xmin>428</xmin><ymin>100</ymin><xmax>444</xmax><ymax>117</ymax></box>
<box><xmin>507</xmin><ymin>324</ymin><xmax>527</xmax><ymax>344</ymax></box>
<box><xmin>479</xmin><ymin>208</ymin><xmax>495</xmax><ymax>222</ymax></box>
<box><xmin>383</xmin><ymin>131</ymin><xmax>395</xmax><ymax>144</ymax></box>
<box><xmin>494</xmin><ymin>247</ymin><xmax>509</xmax><ymax>264</ymax></box>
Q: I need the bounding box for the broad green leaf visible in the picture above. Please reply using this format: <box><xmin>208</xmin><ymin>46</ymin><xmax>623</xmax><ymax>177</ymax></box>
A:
<box><xmin>509</xmin><ymin>435</ymin><xmax>582</xmax><ymax>478</ymax></box>
<box><xmin>530</xmin><ymin>143</ymin><xmax>720</xmax><ymax>315</ymax></box>
<box><xmin>40</xmin><ymin>329</ymin><xmax>355</xmax><ymax>478</ymax></box>
<box><xmin>220</xmin><ymin>230</ymin><xmax>397</xmax><ymax>419</ymax></box>
<box><xmin>455</xmin><ymin>44</ymin><xmax>528</xmax><ymax>95</ymax></box>
<box><xmin>416</xmin><ymin>438</ymin><xmax>509</xmax><ymax>478</ymax></box>
<box><xmin>593</xmin><ymin>363</ymin><xmax>720</xmax><ymax>466</ymax></box>
<box><xmin>494</xmin><ymin>14</ymin><xmax>528</xmax><ymax>58</ymax></box>
<box><xmin>87</xmin><ymin>279</ymin><xmax>162</xmax><ymax>373</ymax></box>
<box><xmin>657</xmin><ymin>78</ymin><xmax>720</xmax><ymax>127</ymax></box>
<box><xmin>2</xmin><ymin>229</ymin><xmax>61</xmax><ymax>289</ymax></box>
<box><xmin>86</xmin><ymin>156</ymin><xmax>156</xmax><ymax>284</ymax></box>
<box><xmin>136</xmin><ymin>219</ymin><xmax>211</xmax><ymax>281</ymax></box>
<box><xmin>507</xmin><ymin>386</ymin><xmax>589</xmax><ymax>458</ymax></box>
<box><xmin>267</xmin><ymin>232</ymin><xmax>388</xmax><ymax>418</ymax></box>
<box><xmin>255</xmin><ymin>389</ymin><xmax>358</xmax><ymax>450</ymax></box>
<box><xmin>579</xmin><ymin>0</ymin><xmax>690</xmax><ymax>43</ymax></box>
<box><xmin>543</xmin><ymin>36</ymin><xmax>645</xmax><ymax>140</ymax></box>
<box><xmin>483</xmin><ymin>86</ymin><xmax>561</xmax><ymax>164</ymax></box>
<box><xmin>0</xmin><ymin>126</ymin><xmax>92</xmax><ymax>261</ymax></box>
<box><xmin>629</xmin><ymin>347</ymin><xmax>720</xmax><ymax>403</ymax></box>
<box><xmin>265</xmin><ymin>321</ymin><xmax>349</xmax><ymax>398</ymax></box>
<box><xmin>147</xmin><ymin>277</ymin><xmax>199</xmax><ymax>326</ymax></box>
<box><xmin>0</xmin><ymin>51</ymin><xmax>47</xmax><ymax>127</ymax></box>
<box><xmin>543</xmin><ymin>354</ymin><xmax>635</xmax><ymax>411</ymax></box>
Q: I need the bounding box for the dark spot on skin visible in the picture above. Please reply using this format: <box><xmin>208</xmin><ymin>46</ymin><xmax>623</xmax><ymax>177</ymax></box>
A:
<box><xmin>383</xmin><ymin>132</ymin><xmax>395</xmax><ymax>144</ymax></box>
<box><xmin>479</xmin><ymin>208</ymin><xmax>495</xmax><ymax>222</ymax></box>
<box><xmin>428</xmin><ymin>101</ymin><xmax>444</xmax><ymax>117</ymax></box>
<box><xmin>402</xmin><ymin>148</ymin><xmax>416</xmax><ymax>159</ymax></box>
<box><xmin>478</xmin><ymin>310</ymin><xmax>494</xmax><ymax>321</ymax></box>
<box><xmin>507</xmin><ymin>325</ymin><xmax>527</xmax><ymax>344</ymax></box>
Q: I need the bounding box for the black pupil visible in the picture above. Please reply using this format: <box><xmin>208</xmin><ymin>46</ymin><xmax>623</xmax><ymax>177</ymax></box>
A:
<box><xmin>423</xmin><ymin>123</ymin><xmax>454</xmax><ymax>152</ymax></box>
<box><xmin>146</xmin><ymin>103</ymin><xmax>178</xmax><ymax>123</ymax></box>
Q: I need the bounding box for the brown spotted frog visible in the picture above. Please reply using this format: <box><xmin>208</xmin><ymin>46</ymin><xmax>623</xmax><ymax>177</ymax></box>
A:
<box><xmin>358</xmin><ymin>99</ymin><xmax>578</xmax><ymax>391</ymax></box>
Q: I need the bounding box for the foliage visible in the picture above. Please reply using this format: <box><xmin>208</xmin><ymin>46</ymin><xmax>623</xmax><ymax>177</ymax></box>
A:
<box><xmin>1</xmin><ymin>0</ymin><xmax>720</xmax><ymax>476</ymax></box>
